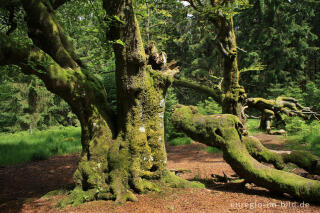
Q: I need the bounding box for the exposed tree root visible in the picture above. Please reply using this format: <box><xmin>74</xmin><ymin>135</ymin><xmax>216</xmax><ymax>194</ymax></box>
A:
<box><xmin>172</xmin><ymin>105</ymin><xmax>320</xmax><ymax>203</ymax></box>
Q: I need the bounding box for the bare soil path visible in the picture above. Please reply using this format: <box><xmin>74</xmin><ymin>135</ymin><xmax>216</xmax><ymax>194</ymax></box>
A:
<box><xmin>1</xmin><ymin>134</ymin><xmax>319</xmax><ymax>213</ymax></box>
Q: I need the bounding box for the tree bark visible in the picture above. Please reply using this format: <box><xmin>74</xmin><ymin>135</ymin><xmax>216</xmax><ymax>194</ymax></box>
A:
<box><xmin>212</xmin><ymin>15</ymin><xmax>246</xmax><ymax>124</ymax></box>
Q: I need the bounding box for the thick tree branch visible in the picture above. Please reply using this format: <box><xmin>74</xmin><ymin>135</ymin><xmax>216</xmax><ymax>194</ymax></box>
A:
<box><xmin>0</xmin><ymin>32</ymin><xmax>116</xmax><ymax>133</ymax></box>
<box><xmin>244</xmin><ymin>136</ymin><xmax>320</xmax><ymax>175</ymax></box>
<box><xmin>172</xmin><ymin>105</ymin><xmax>320</xmax><ymax>202</ymax></box>
<box><xmin>172</xmin><ymin>78</ymin><xmax>223</xmax><ymax>104</ymax></box>
<box><xmin>0</xmin><ymin>32</ymin><xmax>62</xmax><ymax>78</ymax></box>
<box><xmin>21</xmin><ymin>0</ymin><xmax>81</xmax><ymax>69</ymax></box>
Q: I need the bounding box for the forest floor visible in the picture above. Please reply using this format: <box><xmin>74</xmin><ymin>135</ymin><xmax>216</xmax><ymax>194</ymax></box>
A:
<box><xmin>1</xmin><ymin>133</ymin><xmax>320</xmax><ymax>213</ymax></box>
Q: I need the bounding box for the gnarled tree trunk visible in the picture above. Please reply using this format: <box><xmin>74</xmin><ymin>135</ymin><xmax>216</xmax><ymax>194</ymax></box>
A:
<box><xmin>0</xmin><ymin>0</ymin><xmax>201</xmax><ymax>206</ymax></box>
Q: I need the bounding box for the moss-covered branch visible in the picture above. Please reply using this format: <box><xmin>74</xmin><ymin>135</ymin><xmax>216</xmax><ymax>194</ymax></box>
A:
<box><xmin>21</xmin><ymin>0</ymin><xmax>81</xmax><ymax>68</ymax></box>
<box><xmin>0</xmin><ymin>32</ymin><xmax>115</xmax><ymax>130</ymax></box>
<box><xmin>172</xmin><ymin>78</ymin><xmax>223</xmax><ymax>104</ymax></box>
<box><xmin>172</xmin><ymin>105</ymin><xmax>320</xmax><ymax>202</ymax></box>
<box><xmin>244</xmin><ymin>136</ymin><xmax>320</xmax><ymax>175</ymax></box>
<box><xmin>246</xmin><ymin>97</ymin><xmax>318</xmax><ymax>133</ymax></box>
<box><xmin>0</xmin><ymin>32</ymin><xmax>64</xmax><ymax>77</ymax></box>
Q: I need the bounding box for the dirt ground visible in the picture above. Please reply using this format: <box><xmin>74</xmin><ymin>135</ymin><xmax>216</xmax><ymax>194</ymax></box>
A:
<box><xmin>1</xmin><ymin>134</ymin><xmax>320</xmax><ymax>213</ymax></box>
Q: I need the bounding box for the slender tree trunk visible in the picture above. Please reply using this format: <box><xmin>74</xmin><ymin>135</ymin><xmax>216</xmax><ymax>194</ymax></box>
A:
<box><xmin>213</xmin><ymin>16</ymin><xmax>246</xmax><ymax>123</ymax></box>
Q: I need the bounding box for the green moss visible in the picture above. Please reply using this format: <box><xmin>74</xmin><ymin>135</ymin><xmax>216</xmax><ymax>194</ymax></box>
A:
<box><xmin>243</xmin><ymin>136</ymin><xmax>285</xmax><ymax>169</ymax></box>
<box><xmin>57</xmin><ymin>187</ymin><xmax>98</xmax><ymax>208</ymax></box>
<box><xmin>163</xmin><ymin>171</ymin><xmax>205</xmax><ymax>189</ymax></box>
<box><xmin>41</xmin><ymin>188</ymin><xmax>70</xmax><ymax>199</ymax></box>
<box><xmin>282</xmin><ymin>151</ymin><xmax>320</xmax><ymax>175</ymax></box>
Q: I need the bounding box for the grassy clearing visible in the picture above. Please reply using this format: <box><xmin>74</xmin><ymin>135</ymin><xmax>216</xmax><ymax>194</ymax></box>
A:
<box><xmin>0</xmin><ymin>126</ymin><xmax>81</xmax><ymax>167</ymax></box>
<box><xmin>281</xmin><ymin>117</ymin><xmax>320</xmax><ymax>156</ymax></box>
<box><xmin>247</xmin><ymin>119</ymin><xmax>261</xmax><ymax>135</ymax></box>
<box><xmin>204</xmin><ymin>146</ymin><xmax>221</xmax><ymax>154</ymax></box>
<box><xmin>168</xmin><ymin>137</ymin><xmax>192</xmax><ymax>146</ymax></box>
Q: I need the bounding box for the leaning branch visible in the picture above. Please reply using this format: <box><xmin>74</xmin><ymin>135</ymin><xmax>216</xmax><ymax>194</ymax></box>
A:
<box><xmin>172</xmin><ymin>78</ymin><xmax>223</xmax><ymax>104</ymax></box>
<box><xmin>21</xmin><ymin>0</ymin><xmax>81</xmax><ymax>68</ymax></box>
<box><xmin>0</xmin><ymin>32</ymin><xmax>61</xmax><ymax>78</ymax></box>
<box><xmin>0</xmin><ymin>32</ymin><xmax>116</xmax><ymax>132</ymax></box>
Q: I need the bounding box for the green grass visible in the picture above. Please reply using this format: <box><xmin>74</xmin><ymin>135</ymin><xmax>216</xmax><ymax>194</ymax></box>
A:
<box><xmin>169</xmin><ymin>137</ymin><xmax>192</xmax><ymax>146</ymax></box>
<box><xmin>280</xmin><ymin>119</ymin><xmax>320</xmax><ymax>157</ymax></box>
<box><xmin>246</xmin><ymin>119</ymin><xmax>260</xmax><ymax>135</ymax></box>
<box><xmin>204</xmin><ymin>146</ymin><xmax>221</xmax><ymax>154</ymax></box>
<box><xmin>0</xmin><ymin>126</ymin><xmax>81</xmax><ymax>167</ymax></box>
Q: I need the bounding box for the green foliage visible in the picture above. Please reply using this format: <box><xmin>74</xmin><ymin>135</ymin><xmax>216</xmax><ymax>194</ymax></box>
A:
<box><xmin>304</xmin><ymin>81</ymin><xmax>320</xmax><ymax>111</ymax></box>
<box><xmin>168</xmin><ymin>137</ymin><xmax>192</xmax><ymax>146</ymax></box>
<box><xmin>237</xmin><ymin>0</ymin><xmax>320</xmax><ymax>97</ymax></box>
<box><xmin>0</xmin><ymin>126</ymin><xmax>81</xmax><ymax>166</ymax></box>
<box><xmin>164</xmin><ymin>88</ymin><xmax>186</xmax><ymax>141</ymax></box>
<box><xmin>204</xmin><ymin>146</ymin><xmax>221</xmax><ymax>154</ymax></box>
<box><xmin>196</xmin><ymin>97</ymin><xmax>221</xmax><ymax>115</ymax></box>
<box><xmin>0</xmin><ymin>70</ymin><xmax>78</xmax><ymax>132</ymax></box>
<box><xmin>284</xmin><ymin>116</ymin><xmax>308</xmax><ymax>134</ymax></box>
<box><xmin>247</xmin><ymin>119</ymin><xmax>260</xmax><ymax>135</ymax></box>
<box><xmin>285</xmin><ymin>118</ymin><xmax>320</xmax><ymax>157</ymax></box>
<box><xmin>267</xmin><ymin>83</ymin><xmax>304</xmax><ymax>103</ymax></box>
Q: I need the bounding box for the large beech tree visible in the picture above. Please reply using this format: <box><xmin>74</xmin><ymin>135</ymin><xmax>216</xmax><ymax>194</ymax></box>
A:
<box><xmin>1</xmin><ymin>0</ymin><xmax>320</xmax><ymax>206</ymax></box>
<box><xmin>0</xmin><ymin>0</ymin><xmax>201</xmax><ymax>205</ymax></box>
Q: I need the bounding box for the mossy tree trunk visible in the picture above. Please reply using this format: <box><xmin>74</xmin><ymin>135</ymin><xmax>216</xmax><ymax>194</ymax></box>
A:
<box><xmin>215</xmin><ymin>16</ymin><xmax>246</xmax><ymax>124</ymax></box>
<box><xmin>0</xmin><ymin>0</ymin><xmax>201</xmax><ymax>205</ymax></box>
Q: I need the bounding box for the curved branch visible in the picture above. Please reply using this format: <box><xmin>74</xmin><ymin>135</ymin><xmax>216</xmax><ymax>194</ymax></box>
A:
<box><xmin>172</xmin><ymin>105</ymin><xmax>320</xmax><ymax>202</ymax></box>
<box><xmin>0</xmin><ymin>32</ymin><xmax>116</xmax><ymax>133</ymax></box>
<box><xmin>0</xmin><ymin>32</ymin><xmax>62</xmax><ymax>78</ymax></box>
<box><xmin>21</xmin><ymin>0</ymin><xmax>81</xmax><ymax>69</ymax></box>
<box><xmin>172</xmin><ymin>78</ymin><xmax>223</xmax><ymax>104</ymax></box>
<box><xmin>244</xmin><ymin>136</ymin><xmax>320</xmax><ymax>175</ymax></box>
